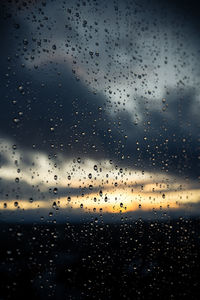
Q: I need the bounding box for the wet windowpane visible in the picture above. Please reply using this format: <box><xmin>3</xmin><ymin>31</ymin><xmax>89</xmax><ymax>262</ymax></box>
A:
<box><xmin>0</xmin><ymin>0</ymin><xmax>200</xmax><ymax>299</ymax></box>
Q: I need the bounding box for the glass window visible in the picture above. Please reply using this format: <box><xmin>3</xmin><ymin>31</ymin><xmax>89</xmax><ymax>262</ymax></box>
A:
<box><xmin>0</xmin><ymin>0</ymin><xmax>199</xmax><ymax>299</ymax></box>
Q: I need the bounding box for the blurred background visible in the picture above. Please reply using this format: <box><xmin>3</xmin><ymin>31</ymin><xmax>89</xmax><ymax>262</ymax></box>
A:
<box><xmin>0</xmin><ymin>0</ymin><xmax>200</xmax><ymax>299</ymax></box>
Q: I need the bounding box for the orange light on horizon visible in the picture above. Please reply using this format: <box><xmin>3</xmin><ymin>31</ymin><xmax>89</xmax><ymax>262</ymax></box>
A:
<box><xmin>1</xmin><ymin>187</ymin><xmax>199</xmax><ymax>213</ymax></box>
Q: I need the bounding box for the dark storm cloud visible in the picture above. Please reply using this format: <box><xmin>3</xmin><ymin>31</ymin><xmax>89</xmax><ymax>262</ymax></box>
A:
<box><xmin>0</xmin><ymin>176</ymin><xmax>108</xmax><ymax>202</ymax></box>
<box><xmin>122</xmin><ymin>87</ymin><xmax>200</xmax><ymax>178</ymax></box>
<box><xmin>0</xmin><ymin>62</ymin><xmax>118</xmax><ymax>159</ymax></box>
<box><xmin>1</xmin><ymin>60</ymin><xmax>199</xmax><ymax>179</ymax></box>
<box><xmin>1</xmin><ymin>203</ymin><xmax>200</xmax><ymax>224</ymax></box>
<box><xmin>0</xmin><ymin>0</ymin><xmax>199</xmax><ymax>180</ymax></box>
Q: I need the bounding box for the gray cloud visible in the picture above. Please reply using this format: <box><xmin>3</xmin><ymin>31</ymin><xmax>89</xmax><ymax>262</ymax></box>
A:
<box><xmin>0</xmin><ymin>0</ymin><xmax>199</xmax><ymax>182</ymax></box>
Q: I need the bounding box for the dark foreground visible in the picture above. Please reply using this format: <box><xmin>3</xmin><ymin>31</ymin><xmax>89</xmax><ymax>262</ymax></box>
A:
<box><xmin>0</xmin><ymin>218</ymin><xmax>200</xmax><ymax>299</ymax></box>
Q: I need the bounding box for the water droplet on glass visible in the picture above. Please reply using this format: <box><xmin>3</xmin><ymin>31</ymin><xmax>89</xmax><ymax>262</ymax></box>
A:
<box><xmin>53</xmin><ymin>188</ymin><xmax>58</xmax><ymax>194</ymax></box>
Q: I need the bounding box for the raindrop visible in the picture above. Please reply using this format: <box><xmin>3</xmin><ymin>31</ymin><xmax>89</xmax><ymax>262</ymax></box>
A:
<box><xmin>53</xmin><ymin>188</ymin><xmax>58</xmax><ymax>194</ymax></box>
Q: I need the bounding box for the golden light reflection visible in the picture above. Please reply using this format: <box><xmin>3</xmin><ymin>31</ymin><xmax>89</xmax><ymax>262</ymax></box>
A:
<box><xmin>1</xmin><ymin>187</ymin><xmax>199</xmax><ymax>213</ymax></box>
<box><xmin>0</xmin><ymin>139</ymin><xmax>199</xmax><ymax>214</ymax></box>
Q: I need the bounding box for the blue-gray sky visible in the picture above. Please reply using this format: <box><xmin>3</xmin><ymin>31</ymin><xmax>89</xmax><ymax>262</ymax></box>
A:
<box><xmin>0</xmin><ymin>0</ymin><xmax>199</xmax><ymax>220</ymax></box>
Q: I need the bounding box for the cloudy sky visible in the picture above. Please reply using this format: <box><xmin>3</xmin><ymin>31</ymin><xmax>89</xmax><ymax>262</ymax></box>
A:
<box><xmin>0</xmin><ymin>0</ymin><xmax>199</xmax><ymax>221</ymax></box>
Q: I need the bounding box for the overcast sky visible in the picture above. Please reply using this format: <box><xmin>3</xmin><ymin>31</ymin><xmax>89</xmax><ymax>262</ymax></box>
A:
<box><xmin>0</xmin><ymin>0</ymin><xmax>199</xmax><ymax>220</ymax></box>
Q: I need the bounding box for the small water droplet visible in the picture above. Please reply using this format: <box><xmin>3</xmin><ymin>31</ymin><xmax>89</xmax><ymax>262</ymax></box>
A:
<box><xmin>53</xmin><ymin>188</ymin><xmax>58</xmax><ymax>194</ymax></box>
